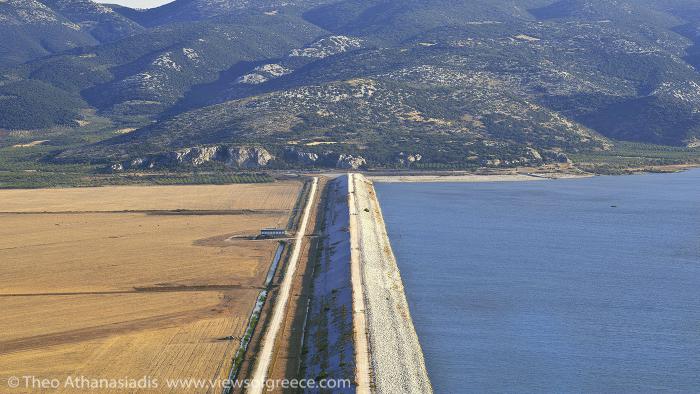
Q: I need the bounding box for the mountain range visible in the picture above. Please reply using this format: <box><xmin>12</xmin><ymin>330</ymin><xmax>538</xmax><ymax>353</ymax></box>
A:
<box><xmin>2</xmin><ymin>0</ymin><xmax>700</xmax><ymax>171</ymax></box>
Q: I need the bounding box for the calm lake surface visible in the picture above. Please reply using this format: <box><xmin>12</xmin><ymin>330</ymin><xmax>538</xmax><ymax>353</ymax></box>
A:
<box><xmin>375</xmin><ymin>169</ymin><xmax>700</xmax><ymax>393</ymax></box>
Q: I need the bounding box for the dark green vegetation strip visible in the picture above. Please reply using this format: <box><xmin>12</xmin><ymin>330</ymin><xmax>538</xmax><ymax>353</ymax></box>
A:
<box><xmin>572</xmin><ymin>143</ymin><xmax>700</xmax><ymax>174</ymax></box>
<box><xmin>0</xmin><ymin>171</ymin><xmax>273</xmax><ymax>189</ymax></box>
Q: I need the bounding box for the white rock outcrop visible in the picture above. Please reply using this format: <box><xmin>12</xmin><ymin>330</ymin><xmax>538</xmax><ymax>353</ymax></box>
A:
<box><xmin>112</xmin><ymin>145</ymin><xmax>274</xmax><ymax>170</ymax></box>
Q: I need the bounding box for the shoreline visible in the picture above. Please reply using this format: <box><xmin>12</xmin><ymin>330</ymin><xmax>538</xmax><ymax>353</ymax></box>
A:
<box><xmin>349</xmin><ymin>173</ymin><xmax>433</xmax><ymax>393</ymax></box>
<box><xmin>312</xmin><ymin>162</ymin><xmax>700</xmax><ymax>184</ymax></box>
<box><xmin>366</xmin><ymin>164</ymin><xmax>700</xmax><ymax>183</ymax></box>
<box><xmin>367</xmin><ymin>172</ymin><xmax>591</xmax><ymax>183</ymax></box>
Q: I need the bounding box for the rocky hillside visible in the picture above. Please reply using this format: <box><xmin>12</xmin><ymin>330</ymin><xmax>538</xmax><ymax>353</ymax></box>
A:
<box><xmin>3</xmin><ymin>0</ymin><xmax>700</xmax><ymax>170</ymax></box>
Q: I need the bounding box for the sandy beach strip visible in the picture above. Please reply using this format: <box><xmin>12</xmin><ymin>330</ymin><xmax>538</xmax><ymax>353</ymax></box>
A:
<box><xmin>349</xmin><ymin>173</ymin><xmax>433</xmax><ymax>393</ymax></box>
<box><xmin>368</xmin><ymin>172</ymin><xmax>591</xmax><ymax>183</ymax></box>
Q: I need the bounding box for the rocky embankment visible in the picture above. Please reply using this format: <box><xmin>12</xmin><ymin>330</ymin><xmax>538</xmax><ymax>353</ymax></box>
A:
<box><xmin>348</xmin><ymin>173</ymin><xmax>433</xmax><ymax>393</ymax></box>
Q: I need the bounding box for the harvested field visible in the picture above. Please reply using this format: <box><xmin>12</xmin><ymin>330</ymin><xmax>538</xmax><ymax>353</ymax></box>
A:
<box><xmin>0</xmin><ymin>290</ymin><xmax>256</xmax><ymax>392</ymax></box>
<box><xmin>0</xmin><ymin>183</ymin><xmax>300</xmax><ymax>213</ymax></box>
<box><xmin>0</xmin><ymin>213</ymin><xmax>285</xmax><ymax>293</ymax></box>
<box><xmin>0</xmin><ymin>181</ymin><xmax>302</xmax><ymax>392</ymax></box>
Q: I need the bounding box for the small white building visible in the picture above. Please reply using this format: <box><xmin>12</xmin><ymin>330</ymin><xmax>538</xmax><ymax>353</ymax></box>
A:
<box><xmin>260</xmin><ymin>228</ymin><xmax>286</xmax><ymax>238</ymax></box>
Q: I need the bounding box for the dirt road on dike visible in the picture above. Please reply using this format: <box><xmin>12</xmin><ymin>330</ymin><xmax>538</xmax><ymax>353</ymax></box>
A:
<box><xmin>248</xmin><ymin>177</ymin><xmax>318</xmax><ymax>394</ymax></box>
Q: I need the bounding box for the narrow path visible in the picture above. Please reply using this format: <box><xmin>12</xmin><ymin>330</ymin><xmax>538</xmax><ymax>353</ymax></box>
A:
<box><xmin>348</xmin><ymin>173</ymin><xmax>373</xmax><ymax>393</ymax></box>
<box><xmin>248</xmin><ymin>177</ymin><xmax>318</xmax><ymax>393</ymax></box>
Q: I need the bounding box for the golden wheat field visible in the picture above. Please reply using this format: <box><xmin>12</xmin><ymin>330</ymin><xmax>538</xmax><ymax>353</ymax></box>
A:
<box><xmin>0</xmin><ymin>181</ymin><xmax>301</xmax><ymax>393</ymax></box>
<box><xmin>0</xmin><ymin>183</ymin><xmax>299</xmax><ymax>213</ymax></box>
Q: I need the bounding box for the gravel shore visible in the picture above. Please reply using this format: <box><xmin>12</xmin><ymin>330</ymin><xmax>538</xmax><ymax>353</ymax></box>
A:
<box><xmin>368</xmin><ymin>172</ymin><xmax>592</xmax><ymax>183</ymax></box>
<box><xmin>349</xmin><ymin>173</ymin><xmax>433</xmax><ymax>393</ymax></box>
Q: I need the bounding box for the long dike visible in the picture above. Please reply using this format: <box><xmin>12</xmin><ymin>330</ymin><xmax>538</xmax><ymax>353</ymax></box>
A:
<box><xmin>348</xmin><ymin>173</ymin><xmax>433</xmax><ymax>393</ymax></box>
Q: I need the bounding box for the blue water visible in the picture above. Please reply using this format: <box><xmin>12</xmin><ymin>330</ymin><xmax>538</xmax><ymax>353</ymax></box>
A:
<box><xmin>375</xmin><ymin>169</ymin><xmax>700</xmax><ymax>393</ymax></box>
